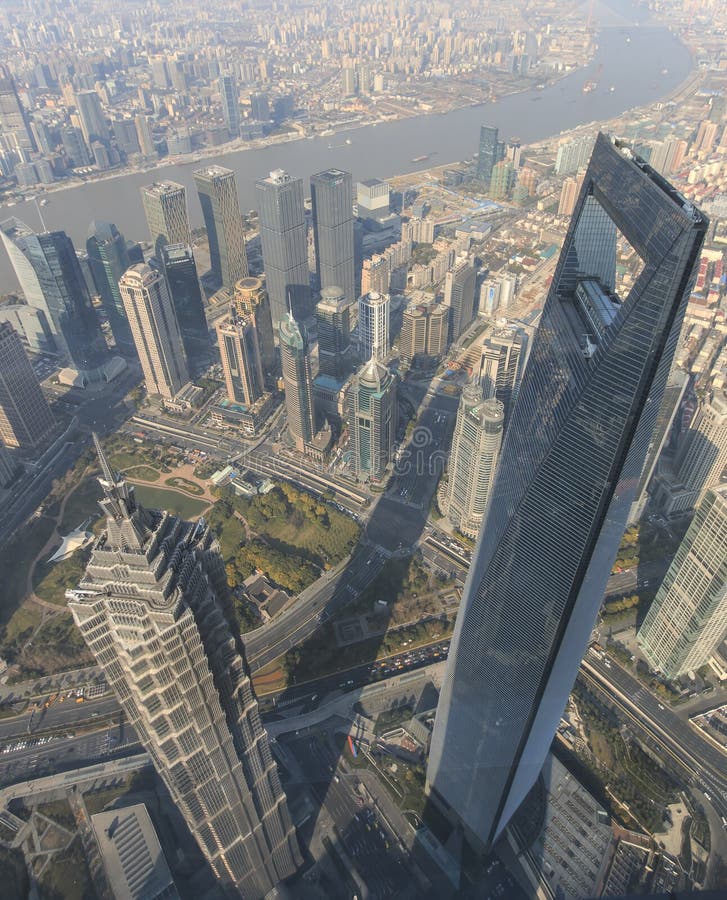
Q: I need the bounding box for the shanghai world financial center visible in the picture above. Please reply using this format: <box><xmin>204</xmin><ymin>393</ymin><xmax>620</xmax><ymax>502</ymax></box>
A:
<box><xmin>426</xmin><ymin>133</ymin><xmax>707</xmax><ymax>851</ymax></box>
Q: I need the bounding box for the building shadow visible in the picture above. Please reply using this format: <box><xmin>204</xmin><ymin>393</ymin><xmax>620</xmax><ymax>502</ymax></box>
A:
<box><xmin>245</xmin><ymin>365</ymin><xmax>464</xmax><ymax>895</ymax></box>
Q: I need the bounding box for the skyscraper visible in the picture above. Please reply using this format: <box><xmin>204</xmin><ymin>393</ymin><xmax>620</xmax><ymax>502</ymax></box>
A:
<box><xmin>426</xmin><ymin>134</ymin><xmax>707</xmax><ymax>851</ymax></box>
<box><xmin>193</xmin><ymin>165</ymin><xmax>248</xmax><ymax>290</ymax></box>
<box><xmin>74</xmin><ymin>89</ymin><xmax>109</xmax><ymax>148</ymax></box>
<box><xmin>86</xmin><ymin>221</ymin><xmax>136</xmax><ymax>355</ymax></box>
<box><xmin>256</xmin><ymin>170</ymin><xmax>311</xmax><ymax>325</ymax></box>
<box><xmin>279</xmin><ymin>315</ymin><xmax>316</xmax><ymax>452</ymax></box>
<box><xmin>441</xmin><ymin>387</ymin><xmax>504</xmax><ymax>539</ymax></box>
<box><xmin>161</xmin><ymin>244</ymin><xmax>210</xmax><ymax>373</ymax></box>
<box><xmin>310</xmin><ymin>169</ymin><xmax>355</xmax><ymax>304</ymax></box>
<box><xmin>119</xmin><ymin>264</ymin><xmax>189</xmax><ymax>400</ymax></box>
<box><xmin>400</xmin><ymin>300</ymin><xmax>448</xmax><ymax>368</ymax></box>
<box><xmin>629</xmin><ymin>368</ymin><xmax>688</xmax><ymax>523</ymax></box>
<box><xmin>0</xmin><ymin>218</ymin><xmax>108</xmax><ymax>375</ymax></box>
<box><xmin>444</xmin><ymin>260</ymin><xmax>477</xmax><ymax>345</ymax></box>
<box><xmin>478</xmin><ymin>326</ymin><xmax>524</xmax><ymax>423</ymax></box>
<box><xmin>316</xmin><ymin>285</ymin><xmax>351</xmax><ymax>380</ymax></box>
<box><xmin>135</xmin><ymin>114</ymin><xmax>156</xmax><ymax>157</ymax></box>
<box><xmin>655</xmin><ymin>389</ymin><xmax>727</xmax><ymax>515</ymax></box>
<box><xmin>476</xmin><ymin>125</ymin><xmax>500</xmax><ymax>185</ymax></box>
<box><xmin>219</xmin><ymin>75</ymin><xmax>240</xmax><ymax>138</ymax></box>
<box><xmin>68</xmin><ymin>439</ymin><xmax>301</xmax><ymax>898</ymax></box>
<box><xmin>0</xmin><ymin>322</ymin><xmax>55</xmax><ymax>450</ymax></box>
<box><xmin>358</xmin><ymin>291</ymin><xmax>389</xmax><ymax>361</ymax></box>
<box><xmin>217</xmin><ymin>312</ymin><xmax>265</xmax><ymax>407</ymax></box>
<box><xmin>233</xmin><ymin>276</ymin><xmax>277</xmax><ymax>388</ymax></box>
<box><xmin>141</xmin><ymin>181</ymin><xmax>191</xmax><ymax>260</ymax></box>
<box><xmin>349</xmin><ymin>356</ymin><xmax>397</xmax><ymax>482</ymax></box>
<box><xmin>638</xmin><ymin>487</ymin><xmax>727</xmax><ymax>678</ymax></box>
<box><xmin>0</xmin><ymin>64</ymin><xmax>36</xmax><ymax>153</ymax></box>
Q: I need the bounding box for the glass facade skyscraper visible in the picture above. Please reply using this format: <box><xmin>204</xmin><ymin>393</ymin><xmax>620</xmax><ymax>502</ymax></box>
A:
<box><xmin>86</xmin><ymin>220</ymin><xmax>136</xmax><ymax>356</ymax></box>
<box><xmin>310</xmin><ymin>168</ymin><xmax>355</xmax><ymax>305</ymax></box>
<box><xmin>638</xmin><ymin>486</ymin><xmax>727</xmax><ymax>679</ymax></box>
<box><xmin>141</xmin><ymin>181</ymin><xmax>191</xmax><ymax>261</ymax></box>
<box><xmin>256</xmin><ymin>170</ymin><xmax>311</xmax><ymax>325</ymax></box>
<box><xmin>161</xmin><ymin>243</ymin><xmax>211</xmax><ymax>373</ymax></box>
<box><xmin>219</xmin><ymin>74</ymin><xmax>240</xmax><ymax>138</ymax></box>
<box><xmin>193</xmin><ymin>165</ymin><xmax>248</xmax><ymax>290</ymax></box>
<box><xmin>476</xmin><ymin>124</ymin><xmax>500</xmax><ymax>185</ymax></box>
<box><xmin>0</xmin><ymin>218</ymin><xmax>108</xmax><ymax>374</ymax></box>
<box><xmin>426</xmin><ymin>134</ymin><xmax>707</xmax><ymax>851</ymax></box>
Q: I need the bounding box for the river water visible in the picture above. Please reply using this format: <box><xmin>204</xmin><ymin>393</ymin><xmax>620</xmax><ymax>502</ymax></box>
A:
<box><xmin>0</xmin><ymin>21</ymin><xmax>690</xmax><ymax>289</ymax></box>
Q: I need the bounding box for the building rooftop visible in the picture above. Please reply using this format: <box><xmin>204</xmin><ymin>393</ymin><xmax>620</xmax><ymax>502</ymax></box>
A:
<box><xmin>91</xmin><ymin>803</ymin><xmax>179</xmax><ymax>900</ymax></box>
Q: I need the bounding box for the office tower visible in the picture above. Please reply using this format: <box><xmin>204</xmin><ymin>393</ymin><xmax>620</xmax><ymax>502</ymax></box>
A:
<box><xmin>68</xmin><ymin>439</ymin><xmax>301</xmax><ymax>899</ymax></box>
<box><xmin>0</xmin><ymin>218</ymin><xmax>108</xmax><ymax>374</ymax></box>
<box><xmin>358</xmin><ymin>291</ymin><xmax>389</xmax><ymax>361</ymax></box>
<box><xmin>119</xmin><ymin>264</ymin><xmax>189</xmax><ymax>400</ymax></box>
<box><xmin>478</xmin><ymin>326</ymin><xmax>524</xmax><ymax>422</ymax></box>
<box><xmin>141</xmin><ymin>181</ymin><xmax>191</xmax><ymax>260</ymax></box>
<box><xmin>629</xmin><ymin>368</ymin><xmax>688</xmax><ymax>523</ymax></box>
<box><xmin>444</xmin><ymin>260</ymin><xmax>477</xmax><ymax>345</ymax></box>
<box><xmin>193</xmin><ymin>166</ymin><xmax>249</xmax><ymax>290</ymax></box>
<box><xmin>279</xmin><ymin>315</ymin><xmax>316</xmax><ymax>452</ymax></box>
<box><xmin>316</xmin><ymin>285</ymin><xmax>351</xmax><ymax>379</ymax></box>
<box><xmin>219</xmin><ymin>75</ymin><xmax>240</xmax><ymax>138</ymax></box>
<box><xmin>0</xmin><ymin>323</ymin><xmax>55</xmax><ymax>450</ymax></box>
<box><xmin>442</xmin><ymin>387</ymin><xmax>504</xmax><ymax>539</ymax></box>
<box><xmin>217</xmin><ymin>312</ymin><xmax>265</xmax><ymax>407</ymax></box>
<box><xmin>349</xmin><ymin>356</ymin><xmax>397</xmax><ymax>482</ymax></box>
<box><xmin>426</xmin><ymin>134</ymin><xmax>707</xmax><ymax>851</ymax></box>
<box><xmin>160</xmin><ymin>244</ymin><xmax>210</xmax><ymax>374</ymax></box>
<box><xmin>61</xmin><ymin>125</ymin><xmax>91</xmax><ymax>167</ymax></box>
<box><xmin>135</xmin><ymin>114</ymin><xmax>155</xmax><ymax>157</ymax></box>
<box><xmin>360</xmin><ymin>255</ymin><xmax>390</xmax><ymax>295</ymax></box>
<box><xmin>250</xmin><ymin>92</ymin><xmax>269</xmax><ymax>122</ymax></box>
<box><xmin>554</xmin><ymin>136</ymin><xmax>593</xmax><ymax>175</ymax></box>
<box><xmin>75</xmin><ymin>89</ymin><xmax>109</xmax><ymax>148</ymax></box>
<box><xmin>558</xmin><ymin>177</ymin><xmax>580</xmax><ymax>217</ymax></box>
<box><xmin>400</xmin><ymin>301</ymin><xmax>448</xmax><ymax>367</ymax></box>
<box><xmin>0</xmin><ymin>444</ymin><xmax>18</xmax><ymax>487</ymax></box>
<box><xmin>638</xmin><ymin>487</ymin><xmax>727</xmax><ymax>678</ymax></box>
<box><xmin>311</xmin><ymin>169</ymin><xmax>355</xmax><ymax>304</ymax></box>
<box><xmin>673</xmin><ymin>391</ymin><xmax>727</xmax><ymax>501</ymax></box>
<box><xmin>342</xmin><ymin>66</ymin><xmax>357</xmax><ymax>97</ymax></box>
<box><xmin>233</xmin><ymin>276</ymin><xmax>277</xmax><ymax>387</ymax></box>
<box><xmin>150</xmin><ymin>56</ymin><xmax>170</xmax><ymax>89</ymax></box>
<box><xmin>357</xmin><ymin>179</ymin><xmax>390</xmax><ymax>224</ymax></box>
<box><xmin>489</xmin><ymin>160</ymin><xmax>516</xmax><ymax>200</ymax></box>
<box><xmin>256</xmin><ymin>170</ymin><xmax>311</xmax><ymax>325</ymax></box>
<box><xmin>477</xmin><ymin>125</ymin><xmax>500</xmax><ymax>184</ymax></box>
<box><xmin>0</xmin><ymin>64</ymin><xmax>36</xmax><ymax>153</ymax></box>
<box><xmin>112</xmin><ymin>118</ymin><xmax>140</xmax><ymax>158</ymax></box>
<box><xmin>86</xmin><ymin>221</ymin><xmax>135</xmax><ymax>355</ymax></box>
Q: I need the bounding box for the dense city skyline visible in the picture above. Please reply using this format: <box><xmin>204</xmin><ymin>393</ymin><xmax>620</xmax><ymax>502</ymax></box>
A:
<box><xmin>0</xmin><ymin>2</ymin><xmax>726</xmax><ymax>899</ymax></box>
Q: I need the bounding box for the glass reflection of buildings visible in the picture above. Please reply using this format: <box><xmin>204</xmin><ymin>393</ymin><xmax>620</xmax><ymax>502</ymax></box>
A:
<box><xmin>426</xmin><ymin>134</ymin><xmax>708</xmax><ymax>852</ymax></box>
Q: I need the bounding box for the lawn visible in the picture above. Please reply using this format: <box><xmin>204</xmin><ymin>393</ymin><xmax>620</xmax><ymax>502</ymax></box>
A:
<box><xmin>59</xmin><ymin>477</ymin><xmax>103</xmax><ymax>533</ymax></box>
<box><xmin>33</xmin><ymin>550</ymin><xmax>89</xmax><ymax>605</ymax></box>
<box><xmin>206</xmin><ymin>506</ymin><xmax>246</xmax><ymax>560</ymax></box>
<box><xmin>125</xmin><ymin>465</ymin><xmax>160</xmax><ymax>481</ymax></box>
<box><xmin>130</xmin><ymin>483</ymin><xmax>209</xmax><ymax>519</ymax></box>
<box><xmin>37</xmin><ymin>836</ymin><xmax>94</xmax><ymax>900</ymax></box>
<box><xmin>11</xmin><ymin>610</ymin><xmax>93</xmax><ymax>680</ymax></box>
<box><xmin>0</xmin><ymin>516</ymin><xmax>56</xmax><ymax>619</ymax></box>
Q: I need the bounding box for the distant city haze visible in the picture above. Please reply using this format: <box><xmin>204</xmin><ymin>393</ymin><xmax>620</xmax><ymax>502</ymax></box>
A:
<box><xmin>0</xmin><ymin>24</ymin><xmax>690</xmax><ymax>290</ymax></box>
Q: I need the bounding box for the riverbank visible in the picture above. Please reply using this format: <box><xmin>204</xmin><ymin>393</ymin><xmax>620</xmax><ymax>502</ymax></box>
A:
<box><xmin>0</xmin><ymin>24</ymin><xmax>693</xmax><ymax>289</ymax></box>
